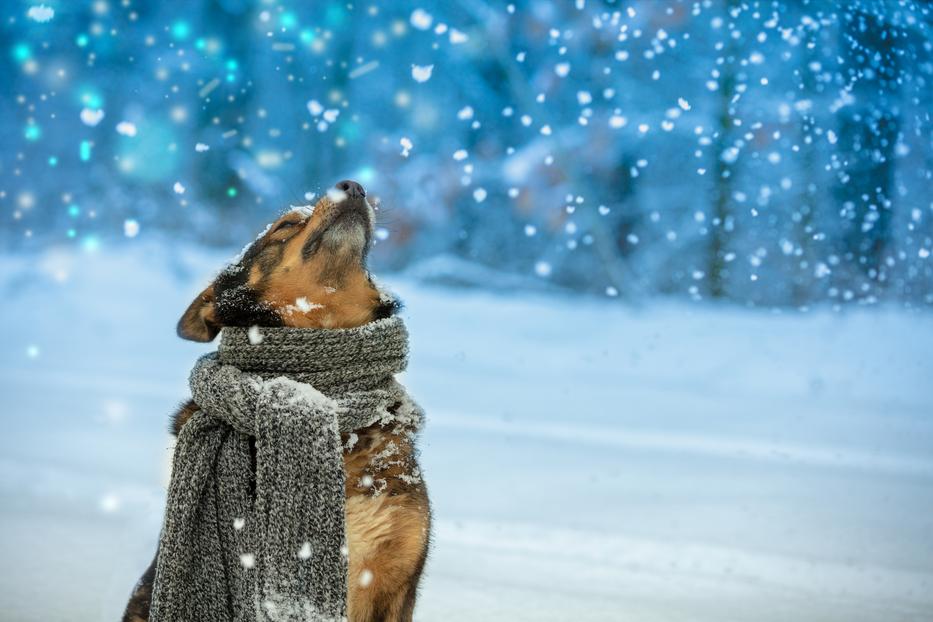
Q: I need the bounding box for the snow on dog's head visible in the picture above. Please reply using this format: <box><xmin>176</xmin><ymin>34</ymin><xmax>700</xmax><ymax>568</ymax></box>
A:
<box><xmin>177</xmin><ymin>180</ymin><xmax>400</xmax><ymax>341</ymax></box>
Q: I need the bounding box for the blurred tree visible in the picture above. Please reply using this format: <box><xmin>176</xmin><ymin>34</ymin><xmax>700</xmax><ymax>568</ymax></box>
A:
<box><xmin>835</xmin><ymin>5</ymin><xmax>902</xmax><ymax>292</ymax></box>
<box><xmin>2</xmin><ymin>0</ymin><xmax>931</xmax><ymax>306</ymax></box>
<box><xmin>707</xmin><ymin>0</ymin><xmax>741</xmax><ymax>298</ymax></box>
<box><xmin>792</xmin><ymin>18</ymin><xmax>822</xmax><ymax>305</ymax></box>
<box><xmin>195</xmin><ymin>0</ymin><xmax>255</xmax><ymax>210</ymax></box>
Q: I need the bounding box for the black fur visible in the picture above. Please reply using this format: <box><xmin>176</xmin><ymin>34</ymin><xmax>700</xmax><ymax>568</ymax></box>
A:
<box><xmin>212</xmin><ymin>240</ymin><xmax>284</xmax><ymax>329</ymax></box>
<box><xmin>373</xmin><ymin>295</ymin><xmax>403</xmax><ymax>320</ymax></box>
<box><xmin>121</xmin><ymin>550</ymin><xmax>157</xmax><ymax>622</ymax></box>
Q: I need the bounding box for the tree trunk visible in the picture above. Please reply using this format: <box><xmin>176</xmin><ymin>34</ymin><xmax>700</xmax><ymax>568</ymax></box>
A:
<box><xmin>707</xmin><ymin>0</ymin><xmax>740</xmax><ymax>299</ymax></box>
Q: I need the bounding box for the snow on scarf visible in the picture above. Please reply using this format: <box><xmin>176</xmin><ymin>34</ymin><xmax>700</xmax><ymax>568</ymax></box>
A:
<box><xmin>150</xmin><ymin>316</ymin><xmax>422</xmax><ymax>622</ymax></box>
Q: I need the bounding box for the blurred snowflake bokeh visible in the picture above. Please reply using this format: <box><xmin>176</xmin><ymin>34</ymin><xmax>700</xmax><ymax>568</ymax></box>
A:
<box><xmin>2</xmin><ymin>0</ymin><xmax>931</xmax><ymax>306</ymax></box>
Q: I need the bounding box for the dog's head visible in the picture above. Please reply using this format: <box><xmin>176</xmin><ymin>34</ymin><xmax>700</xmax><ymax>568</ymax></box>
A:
<box><xmin>178</xmin><ymin>180</ymin><xmax>399</xmax><ymax>342</ymax></box>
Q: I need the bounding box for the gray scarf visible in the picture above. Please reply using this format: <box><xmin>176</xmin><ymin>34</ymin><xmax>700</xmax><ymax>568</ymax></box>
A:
<box><xmin>150</xmin><ymin>316</ymin><xmax>422</xmax><ymax>622</ymax></box>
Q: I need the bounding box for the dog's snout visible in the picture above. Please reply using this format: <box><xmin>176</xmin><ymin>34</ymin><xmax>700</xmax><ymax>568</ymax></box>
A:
<box><xmin>336</xmin><ymin>179</ymin><xmax>365</xmax><ymax>199</ymax></box>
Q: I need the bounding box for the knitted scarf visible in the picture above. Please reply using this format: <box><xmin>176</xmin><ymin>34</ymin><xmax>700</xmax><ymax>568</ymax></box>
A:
<box><xmin>150</xmin><ymin>316</ymin><xmax>422</xmax><ymax>622</ymax></box>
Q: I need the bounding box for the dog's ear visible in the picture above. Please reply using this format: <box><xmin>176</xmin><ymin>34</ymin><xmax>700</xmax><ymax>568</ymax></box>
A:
<box><xmin>177</xmin><ymin>284</ymin><xmax>220</xmax><ymax>342</ymax></box>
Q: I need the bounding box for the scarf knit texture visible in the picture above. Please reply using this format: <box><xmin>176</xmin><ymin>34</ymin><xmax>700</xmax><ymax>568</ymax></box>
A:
<box><xmin>150</xmin><ymin>316</ymin><xmax>423</xmax><ymax>622</ymax></box>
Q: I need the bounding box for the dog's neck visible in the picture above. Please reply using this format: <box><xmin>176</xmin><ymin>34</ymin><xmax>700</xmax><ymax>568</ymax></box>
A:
<box><xmin>217</xmin><ymin>316</ymin><xmax>410</xmax><ymax>396</ymax></box>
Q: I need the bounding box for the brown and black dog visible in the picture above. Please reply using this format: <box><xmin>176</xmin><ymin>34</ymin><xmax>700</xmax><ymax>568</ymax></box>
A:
<box><xmin>122</xmin><ymin>180</ymin><xmax>430</xmax><ymax>622</ymax></box>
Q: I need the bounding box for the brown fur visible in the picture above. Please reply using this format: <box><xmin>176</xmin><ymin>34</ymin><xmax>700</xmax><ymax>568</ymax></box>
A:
<box><xmin>124</xmin><ymin>187</ymin><xmax>430</xmax><ymax>622</ymax></box>
<box><xmin>246</xmin><ymin>197</ymin><xmax>383</xmax><ymax>330</ymax></box>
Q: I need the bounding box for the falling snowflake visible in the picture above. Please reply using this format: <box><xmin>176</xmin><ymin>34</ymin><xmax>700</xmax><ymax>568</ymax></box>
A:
<box><xmin>116</xmin><ymin>121</ymin><xmax>137</xmax><ymax>137</ymax></box>
<box><xmin>411</xmin><ymin>64</ymin><xmax>434</xmax><ymax>83</ymax></box>
<box><xmin>410</xmin><ymin>9</ymin><xmax>433</xmax><ymax>30</ymax></box>
<box><xmin>400</xmin><ymin>136</ymin><xmax>413</xmax><ymax>157</ymax></box>
<box><xmin>27</xmin><ymin>4</ymin><xmax>54</xmax><ymax>22</ymax></box>
<box><xmin>449</xmin><ymin>29</ymin><xmax>468</xmax><ymax>44</ymax></box>
<box><xmin>123</xmin><ymin>219</ymin><xmax>140</xmax><ymax>238</ymax></box>
<box><xmin>100</xmin><ymin>493</ymin><xmax>121</xmax><ymax>513</ymax></box>
<box><xmin>80</xmin><ymin>108</ymin><xmax>105</xmax><ymax>127</ymax></box>
<box><xmin>306</xmin><ymin>99</ymin><xmax>324</xmax><ymax>116</ymax></box>
<box><xmin>609</xmin><ymin>115</ymin><xmax>627</xmax><ymax>128</ymax></box>
<box><xmin>297</xmin><ymin>542</ymin><xmax>313</xmax><ymax>560</ymax></box>
<box><xmin>327</xmin><ymin>188</ymin><xmax>347</xmax><ymax>203</ymax></box>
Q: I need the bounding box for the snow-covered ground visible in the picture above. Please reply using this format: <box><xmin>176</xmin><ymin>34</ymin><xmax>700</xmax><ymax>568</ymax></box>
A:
<box><xmin>1</xmin><ymin>242</ymin><xmax>932</xmax><ymax>621</ymax></box>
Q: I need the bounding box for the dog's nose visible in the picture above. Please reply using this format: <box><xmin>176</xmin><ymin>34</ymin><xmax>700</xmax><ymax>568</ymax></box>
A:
<box><xmin>336</xmin><ymin>179</ymin><xmax>365</xmax><ymax>198</ymax></box>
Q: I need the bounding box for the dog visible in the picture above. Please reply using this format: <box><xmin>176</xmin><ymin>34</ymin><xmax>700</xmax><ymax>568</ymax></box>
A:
<box><xmin>123</xmin><ymin>180</ymin><xmax>430</xmax><ymax>622</ymax></box>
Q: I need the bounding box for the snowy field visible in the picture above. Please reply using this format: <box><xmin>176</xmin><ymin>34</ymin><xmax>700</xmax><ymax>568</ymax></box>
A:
<box><xmin>1</xmin><ymin>242</ymin><xmax>932</xmax><ymax>622</ymax></box>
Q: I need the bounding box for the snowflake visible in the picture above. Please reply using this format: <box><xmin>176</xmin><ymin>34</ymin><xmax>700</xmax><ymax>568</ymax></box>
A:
<box><xmin>410</xmin><ymin>9</ymin><xmax>433</xmax><ymax>30</ymax></box>
<box><xmin>411</xmin><ymin>64</ymin><xmax>434</xmax><ymax>83</ymax></box>
<box><xmin>27</xmin><ymin>4</ymin><xmax>54</xmax><ymax>22</ymax></box>
<box><xmin>116</xmin><ymin>121</ymin><xmax>137</xmax><ymax>137</ymax></box>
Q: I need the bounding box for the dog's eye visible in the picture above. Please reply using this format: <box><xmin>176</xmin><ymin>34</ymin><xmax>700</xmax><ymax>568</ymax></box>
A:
<box><xmin>273</xmin><ymin>220</ymin><xmax>299</xmax><ymax>233</ymax></box>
